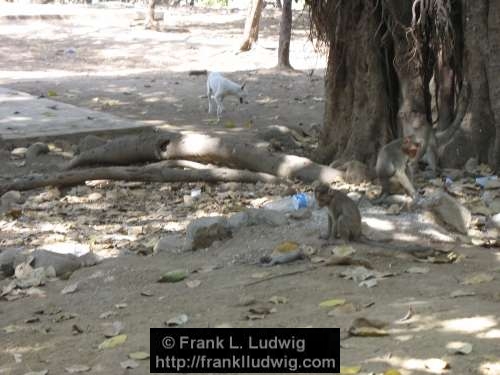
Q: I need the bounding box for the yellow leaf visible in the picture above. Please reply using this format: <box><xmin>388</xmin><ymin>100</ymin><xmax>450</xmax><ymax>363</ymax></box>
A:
<box><xmin>319</xmin><ymin>298</ymin><xmax>346</xmax><ymax>308</ymax></box>
<box><xmin>47</xmin><ymin>90</ymin><xmax>58</xmax><ymax>97</ymax></box>
<box><xmin>98</xmin><ymin>334</ymin><xmax>127</xmax><ymax>349</ymax></box>
<box><xmin>224</xmin><ymin>120</ymin><xmax>236</xmax><ymax>128</ymax></box>
<box><xmin>384</xmin><ymin>369</ymin><xmax>402</xmax><ymax>375</ymax></box>
<box><xmin>274</xmin><ymin>241</ymin><xmax>299</xmax><ymax>253</ymax></box>
<box><xmin>128</xmin><ymin>351</ymin><xmax>150</xmax><ymax>360</ymax></box>
<box><xmin>340</xmin><ymin>365</ymin><xmax>362</xmax><ymax>374</ymax></box>
<box><xmin>462</xmin><ymin>273</ymin><xmax>494</xmax><ymax>285</ymax></box>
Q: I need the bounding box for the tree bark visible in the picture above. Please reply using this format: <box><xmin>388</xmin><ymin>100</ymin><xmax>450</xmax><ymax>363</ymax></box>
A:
<box><xmin>145</xmin><ymin>0</ymin><xmax>158</xmax><ymax>29</ymax></box>
<box><xmin>0</xmin><ymin>162</ymin><xmax>282</xmax><ymax>195</ymax></box>
<box><xmin>488</xmin><ymin>0</ymin><xmax>500</xmax><ymax>171</ymax></box>
<box><xmin>439</xmin><ymin>0</ymin><xmax>496</xmax><ymax>168</ymax></box>
<box><xmin>277</xmin><ymin>0</ymin><xmax>293</xmax><ymax>69</ymax></box>
<box><xmin>315</xmin><ymin>1</ymin><xmax>390</xmax><ymax>166</ymax></box>
<box><xmin>240</xmin><ymin>0</ymin><xmax>264</xmax><ymax>52</ymax></box>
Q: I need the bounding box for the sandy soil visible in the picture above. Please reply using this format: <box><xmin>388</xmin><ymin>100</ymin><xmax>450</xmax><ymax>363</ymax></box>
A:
<box><xmin>0</xmin><ymin>4</ymin><xmax>500</xmax><ymax>375</ymax></box>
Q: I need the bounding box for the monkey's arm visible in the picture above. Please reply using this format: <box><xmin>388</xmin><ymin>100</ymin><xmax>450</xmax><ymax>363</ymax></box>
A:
<box><xmin>320</xmin><ymin>213</ymin><xmax>333</xmax><ymax>240</ymax></box>
<box><xmin>395</xmin><ymin>169</ymin><xmax>417</xmax><ymax>198</ymax></box>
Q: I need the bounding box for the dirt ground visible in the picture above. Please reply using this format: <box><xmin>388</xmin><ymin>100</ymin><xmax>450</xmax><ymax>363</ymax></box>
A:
<box><xmin>1</xmin><ymin>4</ymin><xmax>500</xmax><ymax>375</ymax></box>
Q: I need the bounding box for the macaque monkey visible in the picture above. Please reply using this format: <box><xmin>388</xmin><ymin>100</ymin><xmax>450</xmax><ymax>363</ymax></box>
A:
<box><xmin>374</xmin><ymin>136</ymin><xmax>420</xmax><ymax>203</ymax></box>
<box><xmin>314</xmin><ymin>184</ymin><xmax>362</xmax><ymax>242</ymax></box>
<box><xmin>403</xmin><ymin>116</ymin><xmax>438</xmax><ymax>178</ymax></box>
<box><xmin>314</xmin><ymin>184</ymin><xmax>430</xmax><ymax>251</ymax></box>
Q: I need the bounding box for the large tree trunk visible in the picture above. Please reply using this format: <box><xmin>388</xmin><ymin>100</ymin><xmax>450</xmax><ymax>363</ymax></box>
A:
<box><xmin>240</xmin><ymin>0</ymin><xmax>264</xmax><ymax>52</ymax></box>
<box><xmin>310</xmin><ymin>0</ymin><xmax>500</xmax><ymax>172</ymax></box>
<box><xmin>277</xmin><ymin>0</ymin><xmax>292</xmax><ymax>69</ymax></box>
<box><xmin>439</xmin><ymin>0</ymin><xmax>496</xmax><ymax>168</ymax></box>
<box><xmin>314</xmin><ymin>1</ymin><xmax>390</xmax><ymax>166</ymax></box>
<box><xmin>488</xmin><ymin>0</ymin><xmax>500</xmax><ymax>172</ymax></box>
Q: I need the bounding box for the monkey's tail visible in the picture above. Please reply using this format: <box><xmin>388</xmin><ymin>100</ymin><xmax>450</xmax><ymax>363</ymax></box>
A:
<box><xmin>188</xmin><ymin>70</ymin><xmax>208</xmax><ymax>76</ymax></box>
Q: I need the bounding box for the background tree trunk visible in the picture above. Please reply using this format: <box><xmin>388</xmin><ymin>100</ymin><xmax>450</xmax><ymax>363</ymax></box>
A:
<box><xmin>277</xmin><ymin>0</ymin><xmax>292</xmax><ymax>69</ymax></box>
<box><xmin>439</xmin><ymin>0</ymin><xmax>496</xmax><ymax>168</ymax></box>
<box><xmin>314</xmin><ymin>1</ymin><xmax>390</xmax><ymax>166</ymax></box>
<box><xmin>310</xmin><ymin>0</ymin><xmax>500</xmax><ymax>172</ymax></box>
<box><xmin>240</xmin><ymin>0</ymin><xmax>264</xmax><ymax>52</ymax></box>
<box><xmin>488</xmin><ymin>0</ymin><xmax>500</xmax><ymax>171</ymax></box>
<box><xmin>145</xmin><ymin>0</ymin><xmax>158</xmax><ymax>29</ymax></box>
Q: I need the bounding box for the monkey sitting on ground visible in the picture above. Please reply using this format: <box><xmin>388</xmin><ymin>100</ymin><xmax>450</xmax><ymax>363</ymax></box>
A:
<box><xmin>374</xmin><ymin>136</ymin><xmax>421</xmax><ymax>204</ymax></box>
<box><xmin>314</xmin><ymin>184</ymin><xmax>431</xmax><ymax>251</ymax></box>
<box><xmin>314</xmin><ymin>184</ymin><xmax>362</xmax><ymax>243</ymax></box>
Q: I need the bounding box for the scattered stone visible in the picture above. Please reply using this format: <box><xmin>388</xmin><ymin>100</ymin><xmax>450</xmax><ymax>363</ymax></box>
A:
<box><xmin>26</xmin><ymin>142</ymin><xmax>49</xmax><ymax>161</ymax></box>
<box><xmin>227</xmin><ymin>211</ymin><xmax>249</xmax><ymax>230</ymax></box>
<box><xmin>153</xmin><ymin>233</ymin><xmax>184</xmax><ymax>253</ymax></box>
<box><xmin>165</xmin><ymin>314</ymin><xmax>189</xmax><ymax>327</ymax></box>
<box><xmin>1</xmin><ymin>190</ymin><xmax>22</xmax><ymax>208</ymax></box>
<box><xmin>11</xmin><ymin>147</ymin><xmax>27</xmax><ymax>159</ymax></box>
<box><xmin>184</xmin><ymin>216</ymin><xmax>232</xmax><ymax>250</ymax></box>
<box><xmin>120</xmin><ymin>360</ymin><xmax>139</xmax><ymax>369</ymax></box>
<box><xmin>246</xmin><ymin>208</ymin><xmax>288</xmax><ymax>227</ymax></box>
<box><xmin>426</xmin><ymin>192</ymin><xmax>471</xmax><ymax>234</ymax></box>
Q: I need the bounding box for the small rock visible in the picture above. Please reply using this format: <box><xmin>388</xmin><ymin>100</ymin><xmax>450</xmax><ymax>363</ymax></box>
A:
<box><xmin>227</xmin><ymin>211</ymin><xmax>249</xmax><ymax>230</ymax></box>
<box><xmin>11</xmin><ymin>147</ymin><xmax>27</xmax><ymax>159</ymax></box>
<box><xmin>26</xmin><ymin>142</ymin><xmax>49</xmax><ymax>161</ymax></box>
<box><xmin>1</xmin><ymin>190</ymin><xmax>23</xmax><ymax>207</ymax></box>
<box><xmin>184</xmin><ymin>216</ymin><xmax>232</xmax><ymax>251</ymax></box>
<box><xmin>120</xmin><ymin>360</ymin><xmax>139</xmax><ymax>369</ymax></box>
<box><xmin>153</xmin><ymin>233</ymin><xmax>185</xmax><ymax>253</ymax></box>
<box><xmin>246</xmin><ymin>208</ymin><xmax>288</xmax><ymax>227</ymax></box>
<box><xmin>426</xmin><ymin>192</ymin><xmax>471</xmax><ymax>234</ymax></box>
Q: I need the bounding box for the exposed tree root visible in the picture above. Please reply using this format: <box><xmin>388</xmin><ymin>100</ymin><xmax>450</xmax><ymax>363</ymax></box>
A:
<box><xmin>0</xmin><ymin>162</ymin><xmax>282</xmax><ymax>195</ymax></box>
<box><xmin>67</xmin><ymin>132</ymin><xmax>344</xmax><ymax>184</ymax></box>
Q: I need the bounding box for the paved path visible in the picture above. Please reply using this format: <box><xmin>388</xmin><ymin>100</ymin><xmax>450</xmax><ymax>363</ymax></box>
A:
<box><xmin>0</xmin><ymin>87</ymin><xmax>149</xmax><ymax>140</ymax></box>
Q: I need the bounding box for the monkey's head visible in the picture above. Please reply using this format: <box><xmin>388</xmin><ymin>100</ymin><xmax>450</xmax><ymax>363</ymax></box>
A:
<box><xmin>314</xmin><ymin>184</ymin><xmax>332</xmax><ymax>208</ymax></box>
<box><xmin>401</xmin><ymin>136</ymin><xmax>420</xmax><ymax>159</ymax></box>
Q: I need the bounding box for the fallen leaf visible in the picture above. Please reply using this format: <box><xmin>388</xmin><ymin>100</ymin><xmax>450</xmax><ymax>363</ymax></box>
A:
<box><xmin>340</xmin><ymin>365</ymin><xmax>362</xmax><ymax>374</ymax></box>
<box><xmin>268</xmin><ymin>296</ymin><xmax>288</xmax><ymax>305</ymax></box>
<box><xmin>274</xmin><ymin>241</ymin><xmax>299</xmax><ymax>253</ymax></box>
<box><xmin>349</xmin><ymin>318</ymin><xmax>389</xmax><ymax>337</ymax></box>
<box><xmin>64</xmin><ymin>364</ymin><xmax>91</xmax><ymax>373</ymax></box>
<box><xmin>98</xmin><ymin>334</ymin><xmax>127</xmax><ymax>349</ymax></box>
<box><xmin>424</xmin><ymin>358</ymin><xmax>450</xmax><ymax>371</ymax></box>
<box><xmin>319</xmin><ymin>298</ymin><xmax>346</xmax><ymax>308</ymax></box>
<box><xmin>359</xmin><ymin>279</ymin><xmax>378</xmax><ymax>288</ymax></box>
<box><xmin>47</xmin><ymin>90</ymin><xmax>58</xmax><ymax>97</ymax></box>
<box><xmin>384</xmin><ymin>370</ymin><xmax>402</xmax><ymax>375</ymax></box>
<box><xmin>99</xmin><ymin>310</ymin><xmax>116</xmax><ymax>319</ymax></box>
<box><xmin>158</xmin><ymin>269</ymin><xmax>188</xmax><ymax>283</ymax></box>
<box><xmin>165</xmin><ymin>314</ymin><xmax>189</xmax><ymax>327</ymax></box>
<box><xmin>25</xmin><ymin>371</ymin><xmax>48</xmax><ymax>375</ymax></box>
<box><xmin>128</xmin><ymin>352</ymin><xmax>150</xmax><ymax>360</ymax></box>
<box><xmin>115</xmin><ymin>303</ymin><xmax>128</xmax><ymax>309</ymax></box>
<box><xmin>3</xmin><ymin>324</ymin><xmax>24</xmax><ymax>333</ymax></box>
<box><xmin>186</xmin><ymin>279</ymin><xmax>201</xmax><ymax>288</ymax></box>
<box><xmin>406</xmin><ymin>267</ymin><xmax>430</xmax><ymax>274</ymax></box>
<box><xmin>450</xmin><ymin>289</ymin><xmax>476</xmax><ymax>298</ymax></box>
<box><xmin>120</xmin><ymin>359</ymin><xmax>139</xmax><ymax>369</ymax></box>
<box><xmin>224</xmin><ymin>120</ymin><xmax>236</xmax><ymax>128</ymax></box>
<box><xmin>141</xmin><ymin>290</ymin><xmax>154</xmax><ymax>297</ymax></box>
<box><xmin>332</xmin><ymin>245</ymin><xmax>356</xmax><ymax>257</ymax></box>
<box><xmin>61</xmin><ymin>282</ymin><xmax>79</xmax><ymax>295</ymax></box>
<box><xmin>462</xmin><ymin>273</ymin><xmax>494</xmax><ymax>285</ymax></box>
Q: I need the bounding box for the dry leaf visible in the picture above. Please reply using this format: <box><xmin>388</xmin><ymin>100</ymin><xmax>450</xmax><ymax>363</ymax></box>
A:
<box><xmin>450</xmin><ymin>289</ymin><xmax>476</xmax><ymax>298</ymax></box>
<box><xmin>64</xmin><ymin>365</ymin><xmax>91</xmax><ymax>373</ymax></box>
<box><xmin>384</xmin><ymin>370</ymin><xmax>402</xmax><ymax>375</ymax></box>
<box><xmin>340</xmin><ymin>365</ymin><xmax>362</xmax><ymax>374</ymax></box>
<box><xmin>165</xmin><ymin>314</ymin><xmax>189</xmax><ymax>327</ymax></box>
<box><xmin>319</xmin><ymin>298</ymin><xmax>346</xmax><ymax>308</ymax></box>
<box><xmin>332</xmin><ymin>245</ymin><xmax>356</xmax><ymax>257</ymax></box>
<box><xmin>406</xmin><ymin>267</ymin><xmax>430</xmax><ymax>274</ymax></box>
<box><xmin>274</xmin><ymin>241</ymin><xmax>299</xmax><ymax>253</ymax></box>
<box><xmin>61</xmin><ymin>282</ymin><xmax>79</xmax><ymax>295</ymax></box>
<box><xmin>462</xmin><ymin>273</ymin><xmax>494</xmax><ymax>285</ymax></box>
<box><xmin>186</xmin><ymin>279</ymin><xmax>201</xmax><ymax>288</ymax></box>
<box><xmin>128</xmin><ymin>352</ymin><xmax>150</xmax><ymax>360</ymax></box>
<box><xmin>98</xmin><ymin>334</ymin><xmax>127</xmax><ymax>349</ymax></box>
<box><xmin>424</xmin><ymin>358</ymin><xmax>450</xmax><ymax>371</ymax></box>
<box><xmin>120</xmin><ymin>360</ymin><xmax>139</xmax><ymax>369</ymax></box>
<box><xmin>269</xmin><ymin>296</ymin><xmax>288</xmax><ymax>305</ymax></box>
<box><xmin>102</xmin><ymin>321</ymin><xmax>124</xmax><ymax>338</ymax></box>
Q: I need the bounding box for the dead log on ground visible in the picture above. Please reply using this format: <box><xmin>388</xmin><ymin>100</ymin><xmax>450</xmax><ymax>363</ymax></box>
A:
<box><xmin>0</xmin><ymin>161</ymin><xmax>281</xmax><ymax>195</ymax></box>
<box><xmin>67</xmin><ymin>132</ymin><xmax>344</xmax><ymax>184</ymax></box>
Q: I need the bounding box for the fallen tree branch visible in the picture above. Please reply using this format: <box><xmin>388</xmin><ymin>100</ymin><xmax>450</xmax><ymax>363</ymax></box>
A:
<box><xmin>0</xmin><ymin>161</ymin><xmax>281</xmax><ymax>195</ymax></box>
<box><xmin>67</xmin><ymin>131</ymin><xmax>344</xmax><ymax>184</ymax></box>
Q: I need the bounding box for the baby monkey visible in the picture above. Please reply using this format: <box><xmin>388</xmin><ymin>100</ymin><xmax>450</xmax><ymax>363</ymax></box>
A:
<box><xmin>314</xmin><ymin>184</ymin><xmax>362</xmax><ymax>243</ymax></box>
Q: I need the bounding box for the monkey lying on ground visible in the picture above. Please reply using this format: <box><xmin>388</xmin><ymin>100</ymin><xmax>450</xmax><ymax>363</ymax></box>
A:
<box><xmin>314</xmin><ymin>184</ymin><xmax>430</xmax><ymax>251</ymax></box>
<box><xmin>374</xmin><ymin>136</ymin><xmax>421</xmax><ymax>204</ymax></box>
